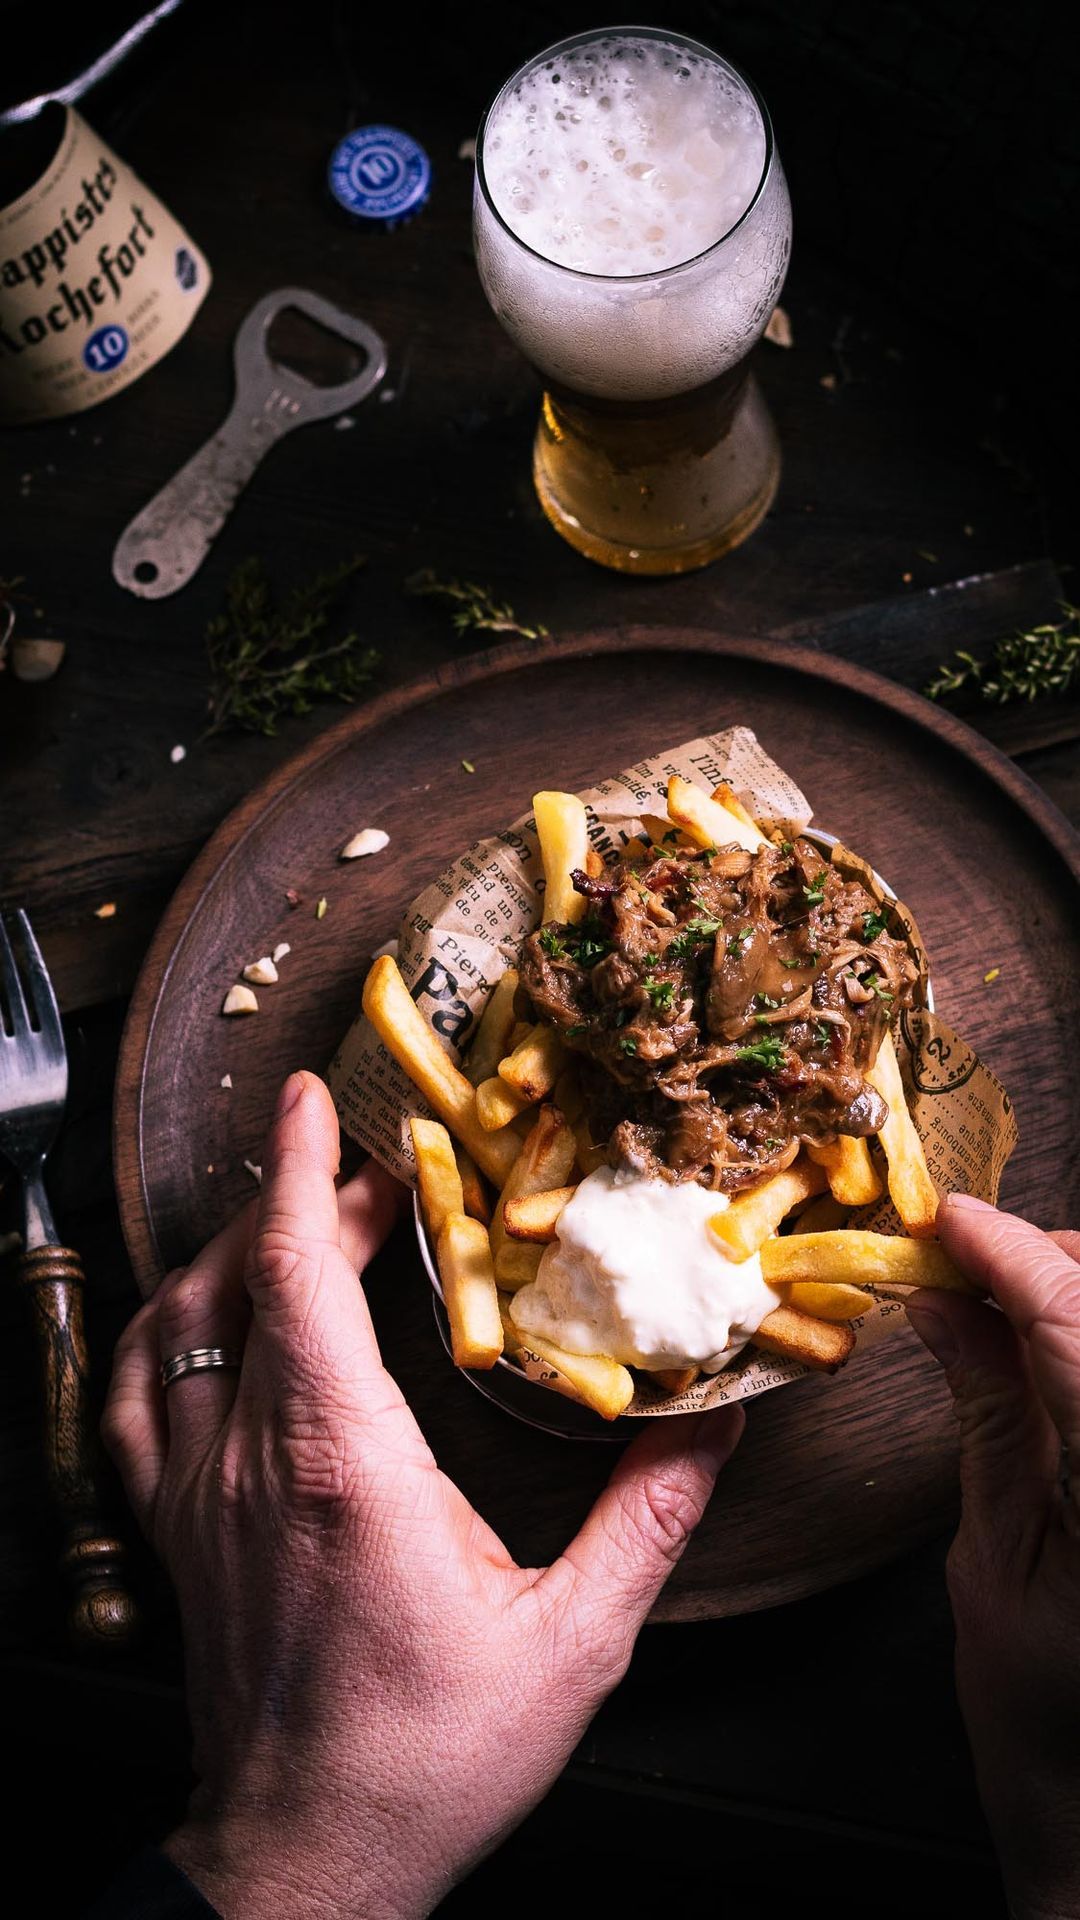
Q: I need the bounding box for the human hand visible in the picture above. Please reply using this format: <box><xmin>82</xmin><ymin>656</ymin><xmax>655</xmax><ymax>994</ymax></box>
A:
<box><xmin>906</xmin><ymin>1195</ymin><xmax>1080</xmax><ymax>1920</ymax></box>
<box><xmin>103</xmin><ymin>1071</ymin><xmax>744</xmax><ymax>1920</ymax></box>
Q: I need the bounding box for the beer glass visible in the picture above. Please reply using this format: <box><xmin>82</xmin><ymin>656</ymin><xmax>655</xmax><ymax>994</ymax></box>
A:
<box><xmin>473</xmin><ymin>27</ymin><xmax>792</xmax><ymax>575</ymax></box>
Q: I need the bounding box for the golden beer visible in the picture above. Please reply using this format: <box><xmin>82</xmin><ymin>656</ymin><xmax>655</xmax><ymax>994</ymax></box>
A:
<box><xmin>474</xmin><ymin>28</ymin><xmax>791</xmax><ymax>575</ymax></box>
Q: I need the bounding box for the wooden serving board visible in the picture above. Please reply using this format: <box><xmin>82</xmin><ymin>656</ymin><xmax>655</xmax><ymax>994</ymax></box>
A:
<box><xmin>114</xmin><ymin>629</ymin><xmax>1080</xmax><ymax>1620</ymax></box>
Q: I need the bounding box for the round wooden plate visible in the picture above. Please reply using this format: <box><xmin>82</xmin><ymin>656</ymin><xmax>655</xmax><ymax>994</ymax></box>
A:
<box><xmin>115</xmin><ymin>629</ymin><xmax>1080</xmax><ymax>1620</ymax></box>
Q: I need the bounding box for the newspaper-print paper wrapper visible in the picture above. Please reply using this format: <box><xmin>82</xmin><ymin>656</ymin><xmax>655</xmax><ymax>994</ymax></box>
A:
<box><xmin>328</xmin><ymin>728</ymin><xmax>1018</xmax><ymax>1417</ymax></box>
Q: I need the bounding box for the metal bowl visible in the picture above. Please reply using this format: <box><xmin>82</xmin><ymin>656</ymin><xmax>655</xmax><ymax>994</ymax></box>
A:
<box><xmin>414</xmin><ymin>829</ymin><xmax>932</xmax><ymax>1440</ymax></box>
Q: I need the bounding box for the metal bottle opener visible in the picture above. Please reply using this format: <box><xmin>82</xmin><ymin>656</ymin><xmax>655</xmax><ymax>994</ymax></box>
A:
<box><xmin>112</xmin><ymin>287</ymin><xmax>388</xmax><ymax>599</ymax></box>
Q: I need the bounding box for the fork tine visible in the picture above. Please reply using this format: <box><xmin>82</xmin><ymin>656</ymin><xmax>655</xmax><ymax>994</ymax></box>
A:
<box><xmin>15</xmin><ymin>910</ymin><xmax>62</xmax><ymax>1047</ymax></box>
<box><xmin>0</xmin><ymin>912</ymin><xmax>31</xmax><ymax>1036</ymax></box>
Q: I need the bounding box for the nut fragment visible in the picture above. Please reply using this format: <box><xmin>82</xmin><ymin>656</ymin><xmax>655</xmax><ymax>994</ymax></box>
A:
<box><xmin>94</xmin><ymin>902</ymin><xmax>117</xmax><ymax>920</ymax></box>
<box><xmin>341</xmin><ymin>828</ymin><xmax>389</xmax><ymax>860</ymax></box>
<box><xmin>243</xmin><ymin>956</ymin><xmax>278</xmax><ymax>985</ymax></box>
<box><xmin>220</xmin><ymin>1073</ymin><xmax>233</xmax><ymax>1089</ymax></box>
<box><xmin>12</xmin><ymin>637</ymin><xmax>65</xmax><ymax>682</ymax></box>
<box><xmin>222</xmin><ymin>984</ymin><xmax>258</xmax><ymax>1015</ymax></box>
<box><xmin>272</xmin><ymin>942</ymin><xmax>291</xmax><ymax>963</ymax></box>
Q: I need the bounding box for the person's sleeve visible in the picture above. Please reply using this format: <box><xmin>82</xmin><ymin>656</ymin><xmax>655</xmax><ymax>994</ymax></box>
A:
<box><xmin>82</xmin><ymin>1845</ymin><xmax>222</xmax><ymax>1918</ymax></box>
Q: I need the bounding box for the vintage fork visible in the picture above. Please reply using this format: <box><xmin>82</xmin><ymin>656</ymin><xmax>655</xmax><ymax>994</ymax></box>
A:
<box><xmin>0</xmin><ymin>909</ymin><xmax>135</xmax><ymax>1646</ymax></box>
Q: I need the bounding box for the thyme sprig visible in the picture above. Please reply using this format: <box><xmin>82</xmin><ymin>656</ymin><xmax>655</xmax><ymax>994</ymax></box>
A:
<box><xmin>205</xmin><ymin>556</ymin><xmax>379</xmax><ymax>736</ymax></box>
<box><xmin>405</xmin><ymin>569</ymin><xmax>549</xmax><ymax>641</ymax></box>
<box><xmin>924</xmin><ymin>604</ymin><xmax>1080</xmax><ymax>706</ymax></box>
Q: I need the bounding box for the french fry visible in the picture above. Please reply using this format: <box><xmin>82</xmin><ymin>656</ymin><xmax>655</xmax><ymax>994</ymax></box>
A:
<box><xmin>651</xmin><ymin>1365</ymin><xmax>701</xmax><ymax>1394</ymax></box>
<box><xmin>410</xmin><ymin>1119</ymin><xmax>464</xmax><ymax>1243</ymax></box>
<box><xmin>534</xmin><ymin>790</ymin><xmax>589</xmax><ymax>926</ymax></box>
<box><xmin>708</xmin><ymin>1158</ymin><xmax>827</xmax><ymax>1262</ymax></box>
<box><xmin>709</xmin><ymin>782</ymin><xmax>770</xmax><ymax>847</ymax></box>
<box><xmin>790</xmin><ymin>1192</ymin><xmax>850</xmax><ymax>1235</ymax></box>
<box><xmin>508</xmin><ymin>1019</ymin><xmax>534</xmax><ymax>1051</ymax></box>
<box><xmin>497</xmin><ymin>1241</ymin><xmax>545</xmax><ymax>1289</ymax></box>
<box><xmin>806</xmin><ymin>1134</ymin><xmax>883</xmax><ymax>1207</ymax></box>
<box><xmin>463</xmin><ymin>968</ymin><xmax>519</xmax><ymax>1087</ymax></box>
<box><xmin>503</xmin><ymin>1185</ymin><xmax>577</xmax><ymax>1242</ymax></box>
<box><xmin>779</xmin><ymin>1281</ymin><xmax>873</xmax><ymax>1322</ymax></box>
<box><xmin>752</xmin><ymin>1305</ymin><xmax>855</xmax><ymax>1371</ymax></box>
<box><xmin>866</xmin><ymin>1031</ymin><xmax>939</xmax><ymax>1236</ymax></box>
<box><xmin>666</xmin><ymin>774</ymin><xmax>766</xmax><ymax>857</ymax></box>
<box><xmin>453</xmin><ymin>1141</ymin><xmax>491</xmax><ymax>1226</ymax></box>
<box><xmin>491</xmin><ymin>1105</ymin><xmax>577</xmax><ymax>1288</ymax></box>
<box><xmin>760</xmin><ymin>1229</ymin><xmax>974</xmax><ymax>1293</ymax></box>
<box><xmin>436</xmin><ymin>1213</ymin><xmax>503</xmax><ymax>1369</ymax></box>
<box><xmin>476</xmin><ymin>1074</ymin><xmax>531</xmax><ymax>1131</ymax></box>
<box><xmin>497</xmin><ymin>1021</ymin><xmax>565</xmax><ymax>1102</ymax></box>
<box><xmin>508</xmin><ymin>1318</ymin><xmax>635</xmax><ymax>1421</ymax></box>
<box><xmin>642</xmin><ymin>811</ymin><xmax>702</xmax><ymax>850</ymax></box>
<box><xmin>572</xmin><ymin>1115</ymin><xmax>609</xmax><ymax>1177</ymax></box>
<box><xmin>363</xmin><ymin>956</ymin><xmax>520</xmax><ymax>1185</ymax></box>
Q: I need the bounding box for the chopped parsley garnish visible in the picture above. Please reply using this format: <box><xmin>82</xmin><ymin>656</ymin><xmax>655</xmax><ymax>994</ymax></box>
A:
<box><xmin>864</xmin><ymin>972</ymin><xmax>894</xmax><ymax>1003</ymax></box>
<box><xmin>698</xmin><ymin>844</ymin><xmax>719</xmax><ymax>860</ymax></box>
<box><xmin>725</xmin><ymin>926</ymin><xmax>755</xmax><ymax>957</ymax></box>
<box><xmin>861</xmin><ymin>907</ymin><xmax>889</xmax><ymax>942</ymax></box>
<box><xmin>663</xmin><ymin>829</ymin><xmax>680</xmax><ymax>845</ymax></box>
<box><xmin>736</xmin><ymin>1037</ymin><xmax>787</xmax><ymax>1071</ymax></box>
<box><xmin>754</xmin><ymin>992</ymin><xmax>780</xmax><ymax>1009</ymax></box>
<box><xmin>618</xmin><ymin>1034</ymin><xmax>638</xmax><ymax>1055</ymax></box>
<box><xmin>645</xmin><ymin>979</ymin><xmax>675</xmax><ymax>1011</ymax></box>
<box><xmin>779</xmin><ymin>839</ymin><xmax>794</xmax><ymax>854</ymax></box>
<box><xmin>765</xmin><ymin>1136</ymin><xmax>783</xmax><ymax>1151</ymax></box>
<box><xmin>670</xmin><ymin>915</ymin><xmax>722</xmax><ymax>959</ymax></box>
<box><xmin>814</xmin><ymin>1020</ymin><xmax>832</xmax><ymax>1046</ymax></box>
<box><xmin>565</xmin><ymin>914</ymin><xmax>611</xmax><ymax>968</ymax></box>
<box><xmin>566</xmin><ymin>1023</ymin><xmax>587</xmax><ymax>1037</ymax></box>
<box><xmin>642</xmin><ymin>953</ymin><xmax>659</xmax><ymax>972</ymax></box>
<box><xmin>538</xmin><ymin>927</ymin><xmax>565</xmax><ymax>958</ymax></box>
<box><xmin>803</xmin><ymin>882</ymin><xmax>826</xmax><ymax>907</ymax></box>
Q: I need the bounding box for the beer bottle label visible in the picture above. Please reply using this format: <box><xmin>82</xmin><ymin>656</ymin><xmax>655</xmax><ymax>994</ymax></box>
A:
<box><xmin>0</xmin><ymin>106</ymin><xmax>211</xmax><ymax>424</ymax></box>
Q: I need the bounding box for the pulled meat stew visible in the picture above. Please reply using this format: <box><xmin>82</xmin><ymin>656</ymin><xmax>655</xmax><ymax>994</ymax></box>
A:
<box><xmin>519</xmin><ymin>837</ymin><xmax>918</xmax><ymax>1192</ymax></box>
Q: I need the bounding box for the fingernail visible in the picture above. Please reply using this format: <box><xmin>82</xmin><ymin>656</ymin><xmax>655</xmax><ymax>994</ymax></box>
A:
<box><xmin>692</xmin><ymin>1407</ymin><xmax>743</xmax><ymax>1474</ymax></box>
<box><xmin>943</xmin><ymin>1193</ymin><xmax>995</xmax><ymax>1214</ymax></box>
<box><xmin>906</xmin><ymin>1304</ymin><xmax>959</xmax><ymax>1367</ymax></box>
<box><xmin>275</xmin><ymin>1072</ymin><xmax>306</xmax><ymax>1120</ymax></box>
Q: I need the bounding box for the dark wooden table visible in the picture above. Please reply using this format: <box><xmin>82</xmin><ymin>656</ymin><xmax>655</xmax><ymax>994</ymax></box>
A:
<box><xmin>2</xmin><ymin>4</ymin><xmax>1078</xmax><ymax>1913</ymax></box>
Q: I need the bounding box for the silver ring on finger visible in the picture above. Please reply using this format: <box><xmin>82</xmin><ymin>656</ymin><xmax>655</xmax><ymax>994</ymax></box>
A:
<box><xmin>160</xmin><ymin>1346</ymin><xmax>243</xmax><ymax>1389</ymax></box>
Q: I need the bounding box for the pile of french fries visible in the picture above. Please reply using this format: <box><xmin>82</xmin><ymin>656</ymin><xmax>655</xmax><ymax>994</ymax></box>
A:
<box><xmin>362</xmin><ymin>779</ymin><xmax>977</xmax><ymax>1422</ymax></box>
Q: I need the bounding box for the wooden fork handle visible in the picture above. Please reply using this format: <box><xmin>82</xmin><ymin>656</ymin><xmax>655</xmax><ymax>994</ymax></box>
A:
<box><xmin>16</xmin><ymin>1244</ymin><xmax>138</xmax><ymax>1648</ymax></box>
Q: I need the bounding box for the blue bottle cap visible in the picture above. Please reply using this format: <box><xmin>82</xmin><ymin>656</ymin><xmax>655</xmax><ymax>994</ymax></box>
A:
<box><xmin>327</xmin><ymin>125</ymin><xmax>432</xmax><ymax>229</ymax></box>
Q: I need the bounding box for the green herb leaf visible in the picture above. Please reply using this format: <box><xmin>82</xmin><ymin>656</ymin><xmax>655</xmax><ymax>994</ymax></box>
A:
<box><xmin>754</xmin><ymin>993</ymin><xmax>780</xmax><ymax>1010</ymax></box>
<box><xmin>618</xmin><ymin>1033</ymin><xmax>638</xmax><ymax>1055</ymax></box>
<box><xmin>863</xmin><ymin>972</ymin><xmax>894</xmax><ymax>1003</ymax></box>
<box><xmin>645</xmin><ymin>979</ymin><xmax>675</xmax><ymax>1011</ymax></box>
<box><xmin>566</xmin><ymin>1023</ymin><xmax>587</xmax><ymax>1037</ymax></box>
<box><xmin>405</xmin><ymin>568</ymin><xmax>549</xmax><ymax>642</ymax></box>
<box><xmin>861</xmin><ymin>907</ymin><xmax>889</xmax><ymax>942</ymax></box>
<box><xmin>803</xmin><ymin>882</ymin><xmax>826</xmax><ymax>907</ymax></box>
<box><xmin>204</xmin><ymin>556</ymin><xmax>379</xmax><ymax>737</ymax></box>
<box><xmin>566</xmin><ymin>913</ymin><xmax>611</xmax><ymax>968</ymax></box>
<box><xmin>924</xmin><ymin>604</ymin><xmax>1080</xmax><ymax>707</ymax></box>
<box><xmin>736</xmin><ymin>1037</ymin><xmax>787</xmax><ymax>1071</ymax></box>
<box><xmin>461</xmin><ymin>758</ymin><xmax>476</xmax><ymax>774</ymax></box>
<box><xmin>814</xmin><ymin>1020</ymin><xmax>831</xmax><ymax>1046</ymax></box>
<box><xmin>538</xmin><ymin>927</ymin><xmax>565</xmax><ymax>958</ymax></box>
<box><xmin>642</xmin><ymin>953</ymin><xmax>659</xmax><ymax>972</ymax></box>
<box><xmin>725</xmin><ymin>926</ymin><xmax>755</xmax><ymax>958</ymax></box>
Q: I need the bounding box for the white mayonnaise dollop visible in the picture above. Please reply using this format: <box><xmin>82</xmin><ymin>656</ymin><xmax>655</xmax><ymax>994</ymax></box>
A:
<box><xmin>509</xmin><ymin>1166</ymin><xmax>782</xmax><ymax>1371</ymax></box>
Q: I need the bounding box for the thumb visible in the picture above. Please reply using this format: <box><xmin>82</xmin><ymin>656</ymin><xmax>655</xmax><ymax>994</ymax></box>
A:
<box><xmin>540</xmin><ymin>1407</ymin><xmax>744</xmax><ymax>1680</ymax></box>
<box><xmin>905</xmin><ymin>1286</ymin><xmax>1060</xmax><ymax>1550</ymax></box>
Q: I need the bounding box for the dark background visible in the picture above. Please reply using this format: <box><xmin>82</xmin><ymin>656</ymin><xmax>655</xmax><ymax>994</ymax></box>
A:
<box><xmin>2</xmin><ymin>3</ymin><xmax>1078</xmax><ymax>1914</ymax></box>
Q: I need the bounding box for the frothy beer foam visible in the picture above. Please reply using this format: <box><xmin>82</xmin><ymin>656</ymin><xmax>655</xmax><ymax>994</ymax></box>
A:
<box><xmin>483</xmin><ymin>37</ymin><xmax>766</xmax><ymax>274</ymax></box>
